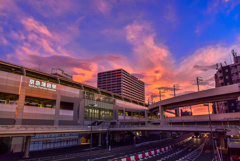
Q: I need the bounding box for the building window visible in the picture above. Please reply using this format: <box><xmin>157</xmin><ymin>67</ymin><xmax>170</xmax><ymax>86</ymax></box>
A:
<box><xmin>226</xmin><ymin>76</ymin><xmax>229</xmax><ymax>79</ymax></box>
<box><xmin>118</xmin><ymin>110</ymin><xmax>123</xmax><ymax>116</ymax></box>
<box><xmin>24</xmin><ymin>96</ymin><xmax>56</xmax><ymax>108</ymax></box>
<box><xmin>0</xmin><ymin>92</ymin><xmax>19</xmax><ymax>104</ymax></box>
<box><xmin>226</xmin><ymin>69</ymin><xmax>228</xmax><ymax>72</ymax></box>
<box><xmin>60</xmin><ymin>102</ymin><xmax>74</xmax><ymax>110</ymax></box>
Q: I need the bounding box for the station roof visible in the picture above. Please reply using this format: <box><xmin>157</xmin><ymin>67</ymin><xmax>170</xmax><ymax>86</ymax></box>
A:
<box><xmin>0</xmin><ymin>60</ymin><xmax>148</xmax><ymax>107</ymax></box>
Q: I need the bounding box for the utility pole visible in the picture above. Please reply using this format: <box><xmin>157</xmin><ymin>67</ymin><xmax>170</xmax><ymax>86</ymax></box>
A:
<box><xmin>204</xmin><ymin>103</ymin><xmax>216</xmax><ymax>161</ymax></box>
<box><xmin>157</xmin><ymin>89</ymin><xmax>165</xmax><ymax>101</ymax></box>
<box><xmin>173</xmin><ymin>84</ymin><xmax>179</xmax><ymax>97</ymax></box>
<box><xmin>173</xmin><ymin>85</ymin><xmax>176</xmax><ymax>97</ymax></box>
<box><xmin>196</xmin><ymin>77</ymin><xmax>203</xmax><ymax>92</ymax></box>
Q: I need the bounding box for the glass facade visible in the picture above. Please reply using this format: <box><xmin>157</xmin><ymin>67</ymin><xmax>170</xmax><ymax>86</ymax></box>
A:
<box><xmin>84</xmin><ymin>106</ymin><xmax>113</xmax><ymax>120</ymax></box>
<box><xmin>30</xmin><ymin>134</ymin><xmax>78</xmax><ymax>151</ymax></box>
<box><xmin>84</xmin><ymin>91</ymin><xmax>114</xmax><ymax>104</ymax></box>
<box><xmin>84</xmin><ymin>91</ymin><xmax>114</xmax><ymax>121</ymax></box>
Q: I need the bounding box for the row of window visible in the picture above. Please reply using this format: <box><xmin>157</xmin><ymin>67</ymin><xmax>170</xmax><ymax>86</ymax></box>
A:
<box><xmin>84</xmin><ymin>106</ymin><xmax>113</xmax><ymax>120</ymax></box>
<box><xmin>30</xmin><ymin>138</ymin><xmax>78</xmax><ymax>151</ymax></box>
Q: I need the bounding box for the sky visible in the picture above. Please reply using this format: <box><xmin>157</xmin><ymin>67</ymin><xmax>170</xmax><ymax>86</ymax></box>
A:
<box><xmin>1</xmin><ymin>0</ymin><xmax>240</xmax><ymax>115</ymax></box>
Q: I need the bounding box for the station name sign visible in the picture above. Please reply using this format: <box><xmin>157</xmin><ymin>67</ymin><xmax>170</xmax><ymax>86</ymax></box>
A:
<box><xmin>57</xmin><ymin>68</ymin><xmax>73</xmax><ymax>79</ymax></box>
<box><xmin>28</xmin><ymin>79</ymin><xmax>56</xmax><ymax>92</ymax></box>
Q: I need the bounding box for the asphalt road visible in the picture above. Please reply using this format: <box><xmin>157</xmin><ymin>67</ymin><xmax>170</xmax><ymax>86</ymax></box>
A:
<box><xmin>57</xmin><ymin>133</ymin><xmax>193</xmax><ymax>161</ymax></box>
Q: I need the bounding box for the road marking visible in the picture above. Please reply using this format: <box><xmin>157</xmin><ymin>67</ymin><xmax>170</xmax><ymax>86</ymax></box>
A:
<box><xmin>92</xmin><ymin>155</ymin><xmax>115</xmax><ymax>160</ymax></box>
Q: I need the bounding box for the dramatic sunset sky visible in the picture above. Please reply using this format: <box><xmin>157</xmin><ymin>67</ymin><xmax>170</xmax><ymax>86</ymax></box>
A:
<box><xmin>1</xmin><ymin>0</ymin><xmax>240</xmax><ymax>114</ymax></box>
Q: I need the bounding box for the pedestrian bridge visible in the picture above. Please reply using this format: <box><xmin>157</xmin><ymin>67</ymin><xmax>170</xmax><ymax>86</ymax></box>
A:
<box><xmin>0</xmin><ymin>125</ymin><xmax>106</xmax><ymax>137</ymax></box>
<box><xmin>0</xmin><ymin>124</ymin><xmax>239</xmax><ymax>137</ymax></box>
<box><xmin>109</xmin><ymin>125</ymin><xmax>239</xmax><ymax>136</ymax></box>
<box><xmin>159</xmin><ymin>112</ymin><xmax>240</xmax><ymax>125</ymax></box>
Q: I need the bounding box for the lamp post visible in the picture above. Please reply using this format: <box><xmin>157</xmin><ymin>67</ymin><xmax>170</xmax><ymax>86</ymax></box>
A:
<box><xmin>204</xmin><ymin>103</ymin><xmax>216</xmax><ymax>161</ymax></box>
<box><xmin>88</xmin><ymin>104</ymin><xmax>97</xmax><ymax>161</ymax></box>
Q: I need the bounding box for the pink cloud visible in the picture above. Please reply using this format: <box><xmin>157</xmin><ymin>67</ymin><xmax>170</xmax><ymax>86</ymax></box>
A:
<box><xmin>92</xmin><ymin>0</ymin><xmax>116</xmax><ymax>14</ymax></box>
<box><xmin>21</xmin><ymin>17</ymin><xmax>53</xmax><ymax>38</ymax></box>
<box><xmin>27</xmin><ymin>0</ymin><xmax>76</xmax><ymax>18</ymax></box>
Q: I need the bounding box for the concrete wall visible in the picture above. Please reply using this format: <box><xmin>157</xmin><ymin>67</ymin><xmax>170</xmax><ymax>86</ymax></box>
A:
<box><xmin>115</xmin><ymin>99</ymin><xmax>147</xmax><ymax>111</ymax></box>
<box><xmin>166</xmin><ymin>112</ymin><xmax>240</xmax><ymax>122</ymax></box>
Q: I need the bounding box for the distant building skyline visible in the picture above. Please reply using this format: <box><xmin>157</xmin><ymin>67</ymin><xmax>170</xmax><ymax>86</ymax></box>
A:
<box><xmin>214</xmin><ymin>50</ymin><xmax>240</xmax><ymax>113</ymax></box>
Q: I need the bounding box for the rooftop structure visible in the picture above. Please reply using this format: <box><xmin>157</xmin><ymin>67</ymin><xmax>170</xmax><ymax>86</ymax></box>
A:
<box><xmin>214</xmin><ymin>50</ymin><xmax>240</xmax><ymax>113</ymax></box>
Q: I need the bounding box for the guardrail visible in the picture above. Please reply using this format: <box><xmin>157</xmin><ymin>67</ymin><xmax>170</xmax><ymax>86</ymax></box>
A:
<box><xmin>0</xmin><ymin>124</ymin><xmax>239</xmax><ymax>136</ymax></box>
<box><xmin>109</xmin><ymin>124</ymin><xmax>239</xmax><ymax>129</ymax></box>
<box><xmin>0</xmin><ymin>125</ymin><xmax>107</xmax><ymax>135</ymax></box>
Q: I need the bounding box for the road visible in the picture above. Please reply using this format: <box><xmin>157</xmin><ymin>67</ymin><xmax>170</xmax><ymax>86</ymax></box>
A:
<box><xmin>55</xmin><ymin>133</ymin><xmax>193</xmax><ymax>161</ymax></box>
<box><xmin>144</xmin><ymin>137</ymin><xmax>206</xmax><ymax>161</ymax></box>
<box><xmin>13</xmin><ymin>133</ymin><xmax>231</xmax><ymax>161</ymax></box>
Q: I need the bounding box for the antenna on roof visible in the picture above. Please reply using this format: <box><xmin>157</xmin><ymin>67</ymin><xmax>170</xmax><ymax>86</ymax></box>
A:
<box><xmin>232</xmin><ymin>49</ymin><xmax>237</xmax><ymax>57</ymax></box>
<box><xmin>220</xmin><ymin>63</ymin><xmax>223</xmax><ymax>67</ymax></box>
<box><xmin>216</xmin><ymin>63</ymin><xmax>218</xmax><ymax>70</ymax></box>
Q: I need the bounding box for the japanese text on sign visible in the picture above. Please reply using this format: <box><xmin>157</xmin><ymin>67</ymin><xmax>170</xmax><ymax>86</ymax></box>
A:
<box><xmin>28</xmin><ymin>79</ymin><xmax>56</xmax><ymax>92</ymax></box>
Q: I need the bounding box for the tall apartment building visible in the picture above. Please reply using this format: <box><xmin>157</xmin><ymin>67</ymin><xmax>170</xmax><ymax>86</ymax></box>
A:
<box><xmin>214</xmin><ymin>50</ymin><xmax>240</xmax><ymax>113</ymax></box>
<box><xmin>97</xmin><ymin>69</ymin><xmax>145</xmax><ymax>102</ymax></box>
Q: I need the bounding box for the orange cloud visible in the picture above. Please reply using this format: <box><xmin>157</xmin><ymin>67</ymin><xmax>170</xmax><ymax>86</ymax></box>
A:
<box><xmin>73</xmin><ymin>63</ymin><xmax>98</xmax><ymax>84</ymax></box>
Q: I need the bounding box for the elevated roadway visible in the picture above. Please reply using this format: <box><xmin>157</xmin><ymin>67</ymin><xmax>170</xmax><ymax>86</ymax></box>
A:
<box><xmin>149</xmin><ymin>83</ymin><xmax>240</xmax><ymax>111</ymax></box>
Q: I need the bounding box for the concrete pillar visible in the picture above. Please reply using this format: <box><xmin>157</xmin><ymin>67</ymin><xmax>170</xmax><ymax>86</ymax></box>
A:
<box><xmin>144</xmin><ymin>131</ymin><xmax>149</xmax><ymax>137</ymax></box>
<box><xmin>15</xmin><ymin>76</ymin><xmax>26</xmax><ymax>125</ymax></box>
<box><xmin>219</xmin><ymin>133</ymin><xmax>225</xmax><ymax>150</ymax></box>
<box><xmin>11</xmin><ymin>137</ymin><xmax>25</xmax><ymax>153</ymax></box>
<box><xmin>54</xmin><ymin>94</ymin><xmax>61</xmax><ymax>126</ymax></box>
<box><xmin>113</xmin><ymin>105</ymin><xmax>118</xmax><ymax>120</ymax></box>
<box><xmin>123</xmin><ymin>108</ymin><xmax>126</xmax><ymax>120</ymax></box>
<box><xmin>175</xmin><ymin>109</ymin><xmax>179</xmax><ymax>117</ymax></box>
<box><xmin>73</xmin><ymin>90</ymin><xmax>82</xmax><ymax>124</ymax></box>
<box><xmin>145</xmin><ymin>111</ymin><xmax>148</xmax><ymax>125</ymax></box>
<box><xmin>159</xmin><ymin>106</ymin><xmax>165</xmax><ymax>125</ymax></box>
<box><xmin>23</xmin><ymin>136</ymin><xmax>31</xmax><ymax>158</ymax></box>
<box><xmin>79</xmin><ymin>98</ymin><xmax>85</xmax><ymax>125</ymax></box>
<box><xmin>98</xmin><ymin>133</ymin><xmax>101</xmax><ymax>146</ymax></box>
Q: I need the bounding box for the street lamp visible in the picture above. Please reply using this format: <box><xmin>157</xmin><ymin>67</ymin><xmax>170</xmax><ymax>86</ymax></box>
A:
<box><xmin>204</xmin><ymin>103</ymin><xmax>216</xmax><ymax>161</ymax></box>
<box><xmin>89</xmin><ymin>104</ymin><xmax>97</xmax><ymax>160</ymax></box>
